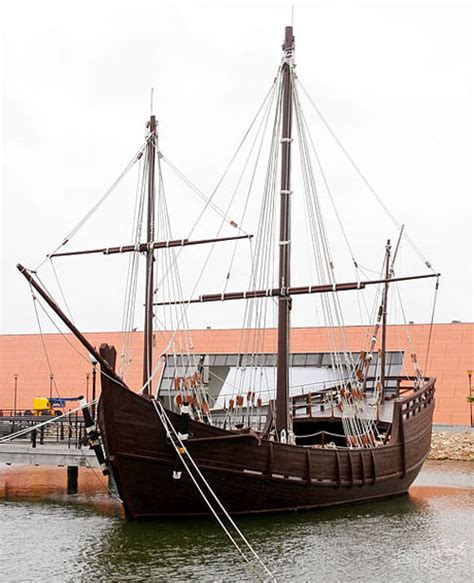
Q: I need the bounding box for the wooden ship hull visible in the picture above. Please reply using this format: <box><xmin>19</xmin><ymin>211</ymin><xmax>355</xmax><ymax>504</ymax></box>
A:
<box><xmin>98</xmin><ymin>373</ymin><xmax>435</xmax><ymax>520</ymax></box>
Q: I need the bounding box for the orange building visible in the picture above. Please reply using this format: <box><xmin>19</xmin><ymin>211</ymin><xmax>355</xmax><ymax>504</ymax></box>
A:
<box><xmin>0</xmin><ymin>322</ymin><xmax>472</xmax><ymax>425</ymax></box>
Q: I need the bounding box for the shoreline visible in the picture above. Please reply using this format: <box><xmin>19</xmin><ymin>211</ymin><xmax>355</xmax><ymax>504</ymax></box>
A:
<box><xmin>429</xmin><ymin>430</ymin><xmax>474</xmax><ymax>462</ymax></box>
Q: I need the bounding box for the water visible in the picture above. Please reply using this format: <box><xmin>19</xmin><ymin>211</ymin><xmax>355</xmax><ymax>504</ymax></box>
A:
<box><xmin>0</xmin><ymin>462</ymin><xmax>472</xmax><ymax>582</ymax></box>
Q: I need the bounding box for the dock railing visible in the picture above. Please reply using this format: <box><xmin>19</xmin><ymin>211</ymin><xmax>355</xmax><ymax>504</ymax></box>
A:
<box><xmin>0</xmin><ymin>411</ymin><xmax>86</xmax><ymax>449</ymax></box>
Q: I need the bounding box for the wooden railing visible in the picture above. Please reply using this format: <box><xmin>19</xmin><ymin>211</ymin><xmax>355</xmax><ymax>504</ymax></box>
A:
<box><xmin>399</xmin><ymin>377</ymin><xmax>436</xmax><ymax>420</ymax></box>
<box><xmin>389</xmin><ymin>377</ymin><xmax>436</xmax><ymax>445</ymax></box>
<box><xmin>290</xmin><ymin>375</ymin><xmax>405</xmax><ymax>419</ymax></box>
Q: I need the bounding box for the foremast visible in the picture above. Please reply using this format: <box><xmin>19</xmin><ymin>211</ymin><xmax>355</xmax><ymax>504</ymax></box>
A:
<box><xmin>276</xmin><ymin>26</ymin><xmax>295</xmax><ymax>441</ymax></box>
<box><xmin>143</xmin><ymin>115</ymin><xmax>157</xmax><ymax>393</ymax></box>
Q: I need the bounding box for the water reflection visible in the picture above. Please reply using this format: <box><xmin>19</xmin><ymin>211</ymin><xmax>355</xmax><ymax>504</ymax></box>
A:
<box><xmin>73</xmin><ymin>488</ymin><xmax>474</xmax><ymax>582</ymax></box>
<box><xmin>0</xmin><ymin>464</ymin><xmax>122</xmax><ymax>517</ymax></box>
<box><xmin>1</xmin><ymin>462</ymin><xmax>472</xmax><ymax>582</ymax></box>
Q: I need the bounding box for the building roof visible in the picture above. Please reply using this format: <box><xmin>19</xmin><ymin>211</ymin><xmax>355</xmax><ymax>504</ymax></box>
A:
<box><xmin>0</xmin><ymin>323</ymin><xmax>472</xmax><ymax>425</ymax></box>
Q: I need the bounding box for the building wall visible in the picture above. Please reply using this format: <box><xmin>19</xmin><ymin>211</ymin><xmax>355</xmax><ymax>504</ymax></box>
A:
<box><xmin>0</xmin><ymin>323</ymin><xmax>472</xmax><ymax>425</ymax></box>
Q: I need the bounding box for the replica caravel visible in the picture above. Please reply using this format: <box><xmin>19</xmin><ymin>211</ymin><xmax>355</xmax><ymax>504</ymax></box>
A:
<box><xmin>19</xmin><ymin>26</ymin><xmax>439</xmax><ymax>519</ymax></box>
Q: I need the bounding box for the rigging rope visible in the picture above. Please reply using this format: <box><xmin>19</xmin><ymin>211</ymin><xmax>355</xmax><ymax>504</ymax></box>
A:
<box><xmin>293</xmin><ymin>73</ymin><xmax>381</xmax><ymax>447</ymax></box>
<box><xmin>230</xmin><ymin>72</ymin><xmax>283</xmax><ymax>420</ymax></box>
<box><xmin>152</xmin><ymin>100</ymin><xmax>279</xmax><ymax>384</ymax></box>
<box><xmin>152</xmin><ymin>81</ymin><xmax>278</xmax><ymax>297</ymax></box>
<box><xmin>151</xmin><ymin>398</ymin><xmax>276</xmax><ymax>582</ymax></box>
<box><xmin>424</xmin><ymin>276</ymin><xmax>440</xmax><ymax>373</ymax></box>
<box><xmin>29</xmin><ymin>286</ymin><xmax>75</xmax><ymax>405</ymax></box>
<box><xmin>296</xmin><ymin>79</ymin><xmax>436</xmax><ymax>274</ymax></box>
<box><xmin>49</xmin><ymin>259</ymin><xmax>75</xmax><ymax>322</ymax></box>
<box><xmin>36</xmin><ymin>139</ymin><xmax>149</xmax><ymax>271</ymax></box>
<box><xmin>161</xmin><ymin>156</ymin><xmax>247</xmax><ymax>234</ymax></box>
<box><xmin>29</xmin><ymin>286</ymin><xmax>125</xmax><ymax>390</ymax></box>
<box><xmin>154</xmin><ymin>153</ymin><xmax>211</xmax><ymax>420</ymax></box>
<box><xmin>119</xmin><ymin>148</ymin><xmax>147</xmax><ymax>377</ymax></box>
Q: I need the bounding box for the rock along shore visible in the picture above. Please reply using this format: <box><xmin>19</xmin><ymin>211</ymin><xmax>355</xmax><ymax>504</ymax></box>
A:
<box><xmin>429</xmin><ymin>431</ymin><xmax>474</xmax><ymax>462</ymax></box>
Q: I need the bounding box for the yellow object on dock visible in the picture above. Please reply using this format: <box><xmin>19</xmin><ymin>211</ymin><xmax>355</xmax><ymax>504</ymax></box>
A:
<box><xmin>33</xmin><ymin>397</ymin><xmax>51</xmax><ymax>416</ymax></box>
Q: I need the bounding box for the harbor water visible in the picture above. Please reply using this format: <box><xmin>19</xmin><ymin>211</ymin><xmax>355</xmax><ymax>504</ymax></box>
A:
<box><xmin>1</xmin><ymin>461</ymin><xmax>472</xmax><ymax>582</ymax></box>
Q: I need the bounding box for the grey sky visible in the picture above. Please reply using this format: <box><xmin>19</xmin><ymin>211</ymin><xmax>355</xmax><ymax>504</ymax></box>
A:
<box><xmin>1</xmin><ymin>0</ymin><xmax>472</xmax><ymax>335</ymax></box>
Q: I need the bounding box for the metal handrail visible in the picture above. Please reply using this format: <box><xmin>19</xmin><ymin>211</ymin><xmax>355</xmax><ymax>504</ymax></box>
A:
<box><xmin>0</xmin><ymin>412</ymin><xmax>86</xmax><ymax>449</ymax></box>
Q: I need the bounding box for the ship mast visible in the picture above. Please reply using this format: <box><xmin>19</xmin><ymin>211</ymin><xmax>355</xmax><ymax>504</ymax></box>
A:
<box><xmin>380</xmin><ymin>239</ymin><xmax>391</xmax><ymax>401</ymax></box>
<box><xmin>143</xmin><ymin>114</ymin><xmax>157</xmax><ymax>393</ymax></box>
<box><xmin>276</xmin><ymin>26</ymin><xmax>294</xmax><ymax>441</ymax></box>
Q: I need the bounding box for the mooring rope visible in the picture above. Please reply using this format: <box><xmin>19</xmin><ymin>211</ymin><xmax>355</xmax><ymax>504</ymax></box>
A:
<box><xmin>151</xmin><ymin>398</ymin><xmax>276</xmax><ymax>582</ymax></box>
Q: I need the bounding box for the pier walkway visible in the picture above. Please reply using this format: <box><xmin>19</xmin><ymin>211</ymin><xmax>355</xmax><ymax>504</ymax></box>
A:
<box><xmin>0</xmin><ymin>442</ymin><xmax>98</xmax><ymax>468</ymax></box>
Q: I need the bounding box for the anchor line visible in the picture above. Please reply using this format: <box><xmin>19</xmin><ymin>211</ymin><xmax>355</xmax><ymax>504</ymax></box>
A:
<box><xmin>151</xmin><ymin>398</ymin><xmax>276</xmax><ymax>582</ymax></box>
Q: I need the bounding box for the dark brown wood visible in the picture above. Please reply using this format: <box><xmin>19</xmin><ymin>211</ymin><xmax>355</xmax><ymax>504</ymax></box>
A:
<box><xmin>49</xmin><ymin>234</ymin><xmax>252</xmax><ymax>258</ymax></box>
<box><xmin>371</xmin><ymin>449</ymin><xmax>377</xmax><ymax>484</ymax></box>
<box><xmin>99</xmin><ymin>343</ymin><xmax>118</xmax><ymax>371</ymax></box>
<box><xmin>91</xmin><ymin>358</ymin><xmax>97</xmax><ymax>418</ymax></box>
<box><xmin>360</xmin><ymin>451</ymin><xmax>366</xmax><ymax>486</ymax></box>
<box><xmin>348</xmin><ymin>450</ymin><xmax>354</xmax><ymax>486</ymax></box>
<box><xmin>380</xmin><ymin>240</ymin><xmax>391</xmax><ymax>399</ymax></box>
<box><xmin>154</xmin><ymin>272</ymin><xmax>440</xmax><ymax>306</ymax></box>
<box><xmin>16</xmin><ymin>264</ymin><xmax>125</xmax><ymax>387</ymax></box>
<box><xmin>96</xmin><ymin>373</ymin><xmax>435</xmax><ymax>518</ymax></box>
<box><xmin>266</xmin><ymin>441</ymin><xmax>274</xmax><ymax>477</ymax></box>
<box><xmin>143</xmin><ymin>115</ymin><xmax>157</xmax><ymax>393</ymax></box>
<box><xmin>399</xmin><ymin>407</ymin><xmax>407</xmax><ymax>477</ymax></box>
<box><xmin>187</xmin><ymin>433</ymin><xmax>260</xmax><ymax>444</ymax></box>
<box><xmin>262</xmin><ymin>402</ymin><xmax>274</xmax><ymax>436</ymax></box>
<box><xmin>306</xmin><ymin>448</ymin><xmax>312</xmax><ymax>485</ymax></box>
<box><xmin>276</xmin><ymin>25</ymin><xmax>295</xmax><ymax>439</ymax></box>
<box><xmin>335</xmin><ymin>449</ymin><xmax>342</xmax><ymax>488</ymax></box>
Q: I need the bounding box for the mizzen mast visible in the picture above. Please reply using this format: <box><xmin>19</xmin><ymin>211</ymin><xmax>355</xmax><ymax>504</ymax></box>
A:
<box><xmin>380</xmin><ymin>239</ymin><xmax>391</xmax><ymax>401</ymax></box>
<box><xmin>276</xmin><ymin>26</ymin><xmax>295</xmax><ymax>441</ymax></box>
<box><xmin>143</xmin><ymin>114</ymin><xmax>157</xmax><ymax>393</ymax></box>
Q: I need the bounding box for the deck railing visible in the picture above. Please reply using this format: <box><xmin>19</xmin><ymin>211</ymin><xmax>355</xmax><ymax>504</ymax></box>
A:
<box><xmin>389</xmin><ymin>377</ymin><xmax>436</xmax><ymax>445</ymax></box>
<box><xmin>291</xmin><ymin>375</ymin><xmax>404</xmax><ymax>419</ymax></box>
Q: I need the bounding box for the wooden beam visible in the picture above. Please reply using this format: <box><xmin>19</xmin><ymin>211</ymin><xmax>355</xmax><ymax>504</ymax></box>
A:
<box><xmin>154</xmin><ymin>272</ymin><xmax>440</xmax><ymax>306</ymax></box>
<box><xmin>49</xmin><ymin>234</ymin><xmax>252</xmax><ymax>258</ymax></box>
<box><xmin>17</xmin><ymin>264</ymin><xmax>126</xmax><ymax>387</ymax></box>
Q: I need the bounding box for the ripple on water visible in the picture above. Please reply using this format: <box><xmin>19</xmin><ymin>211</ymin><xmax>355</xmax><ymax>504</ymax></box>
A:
<box><xmin>0</xmin><ymin>462</ymin><xmax>473</xmax><ymax>582</ymax></box>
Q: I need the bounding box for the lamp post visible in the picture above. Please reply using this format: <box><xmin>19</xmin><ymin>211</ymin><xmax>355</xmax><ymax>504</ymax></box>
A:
<box><xmin>89</xmin><ymin>353</ymin><xmax>98</xmax><ymax>419</ymax></box>
<box><xmin>49</xmin><ymin>373</ymin><xmax>54</xmax><ymax>399</ymax></box>
<box><xmin>468</xmin><ymin>370</ymin><xmax>473</xmax><ymax>428</ymax></box>
<box><xmin>13</xmin><ymin>374</ymin><xmax>18</xmax><ymax>416</ymax></box>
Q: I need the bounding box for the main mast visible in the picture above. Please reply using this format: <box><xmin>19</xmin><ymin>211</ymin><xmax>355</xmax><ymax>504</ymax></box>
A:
<box><xmin>143</xmin><ymin>114</ymin><xmax>157</xmax><ymax>393</ymax></box>
<box><xmin>276</xmin><ymin>26</ymin><xmax>294</xmax><ymax>441</ymax></box>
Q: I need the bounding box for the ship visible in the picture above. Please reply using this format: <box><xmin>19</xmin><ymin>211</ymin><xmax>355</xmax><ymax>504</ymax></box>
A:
<box><xmin>18</xmin><ymin>25</ymin><xmax>439</xmax><ymax>520</ymax></box>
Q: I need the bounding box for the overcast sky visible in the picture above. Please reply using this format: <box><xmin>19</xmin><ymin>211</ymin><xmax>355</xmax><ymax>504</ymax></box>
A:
<box><xmin>0</xmin><ymin>0</ymin><xmax>472</xmax><ymax>336</ymax></box>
